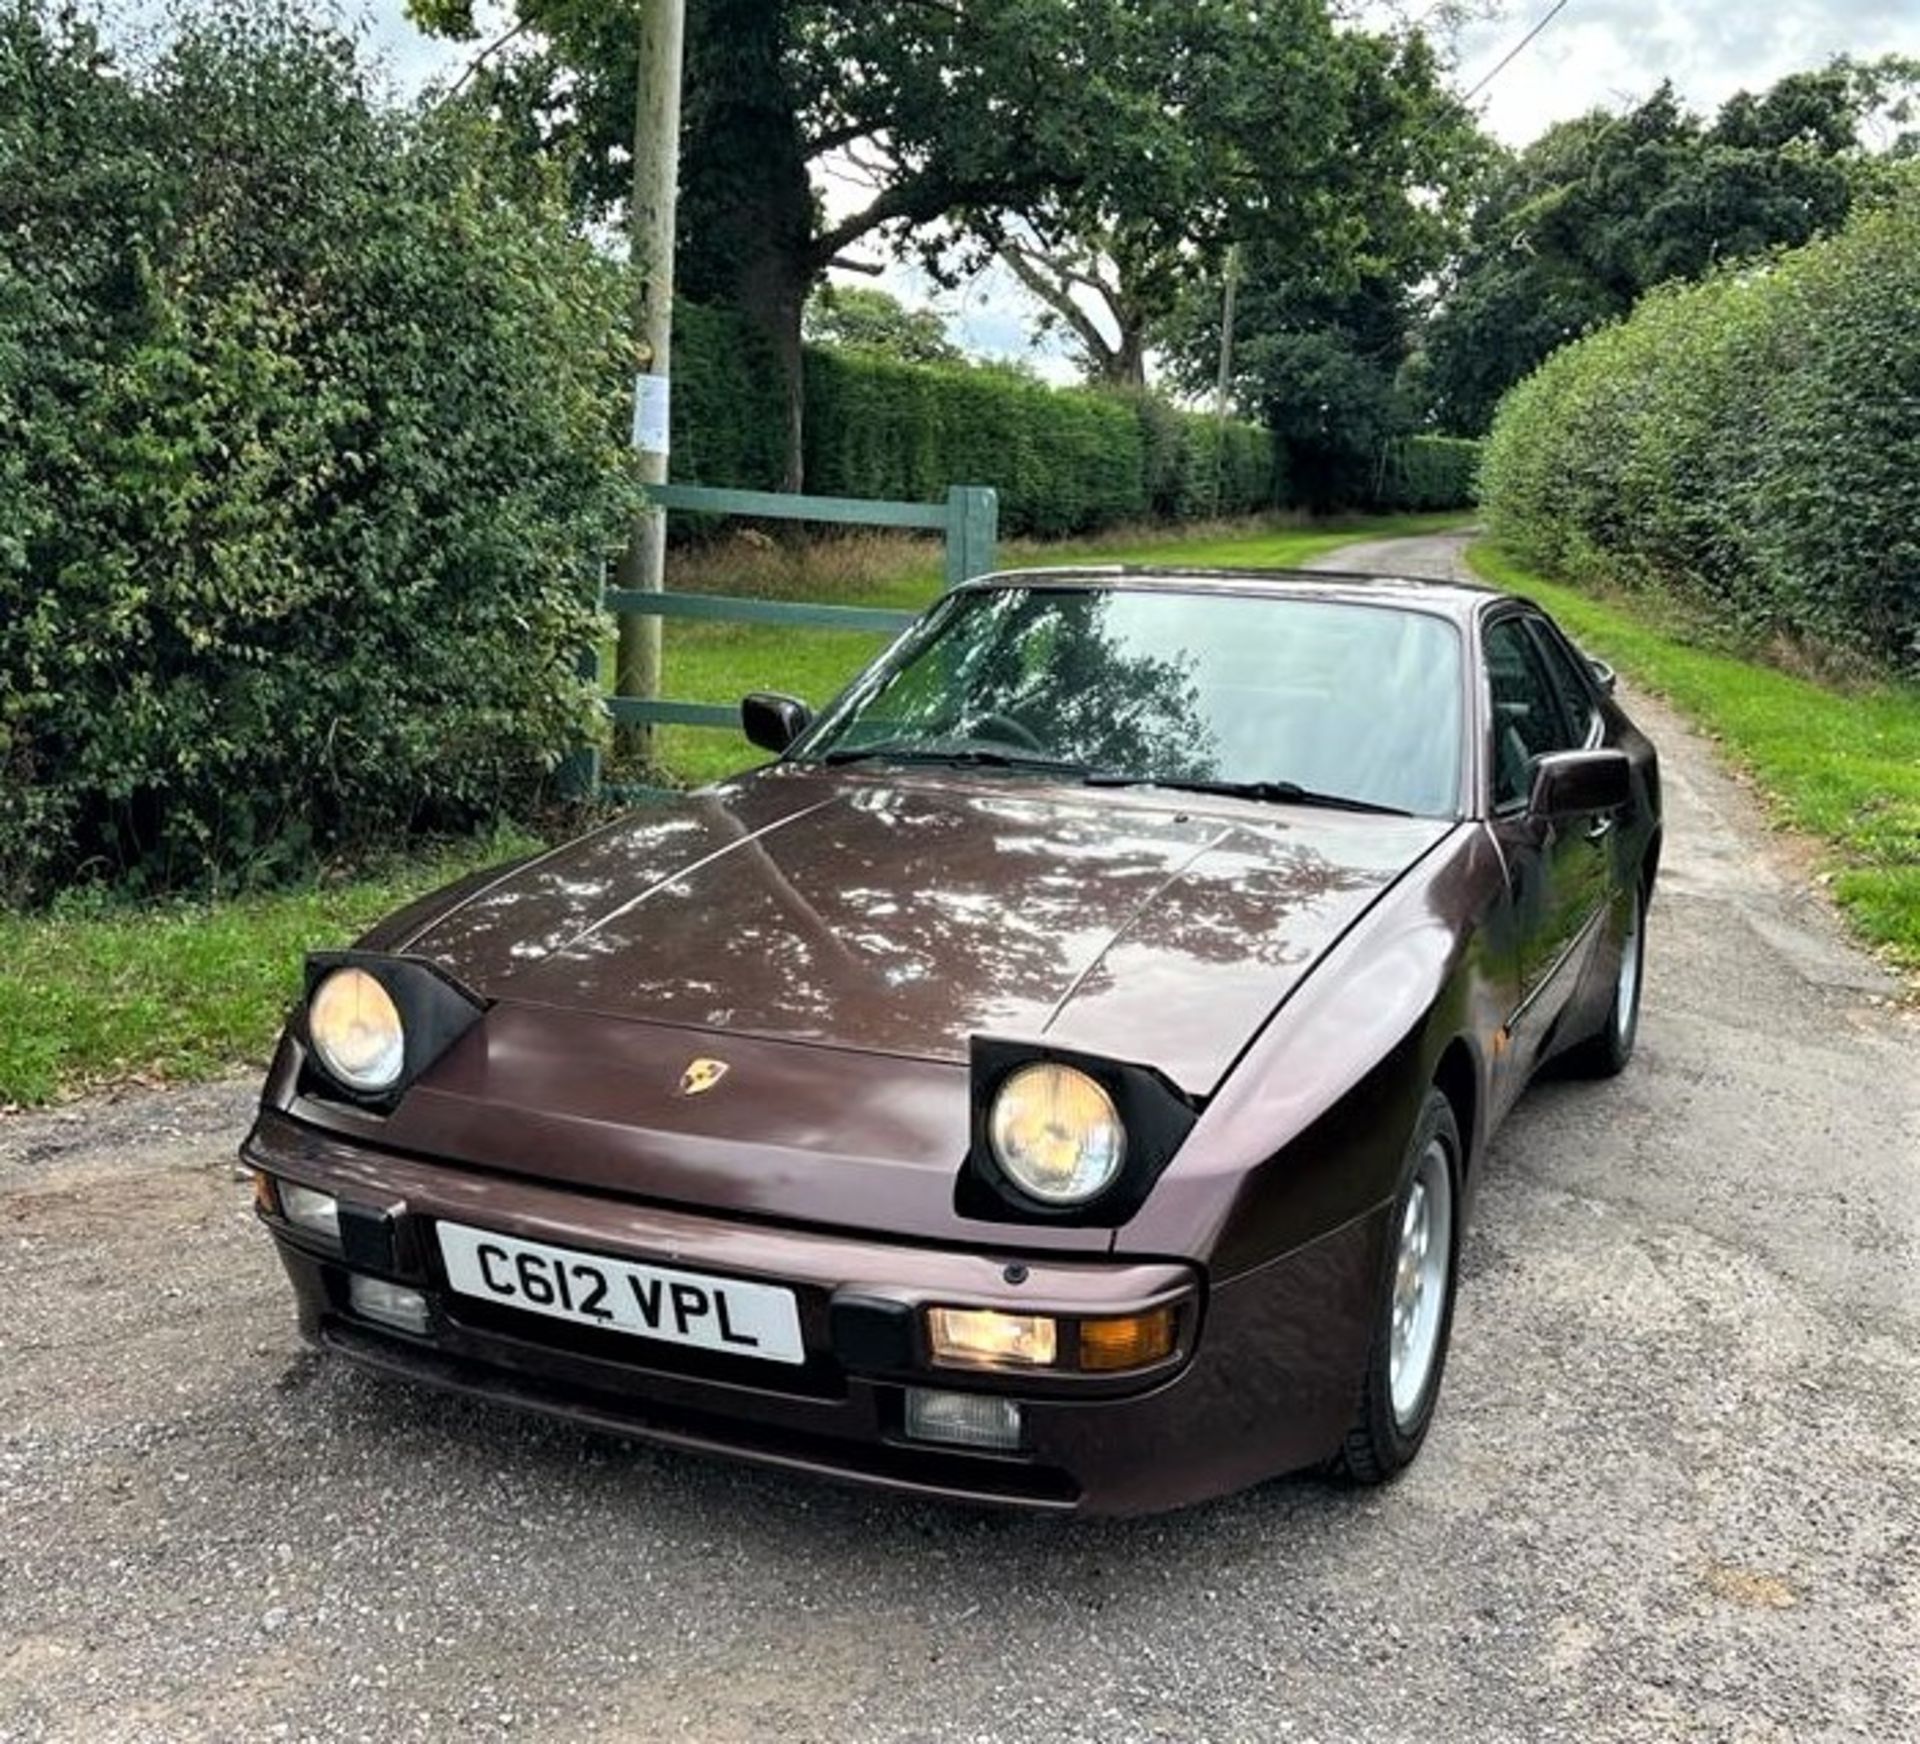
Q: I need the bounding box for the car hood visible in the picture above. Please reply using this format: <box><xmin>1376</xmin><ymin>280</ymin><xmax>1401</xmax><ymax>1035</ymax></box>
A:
<box><xmin>403</xmin><ymin>767</ymin><xmax>1454</xmax><ymax>1096</ymax></box>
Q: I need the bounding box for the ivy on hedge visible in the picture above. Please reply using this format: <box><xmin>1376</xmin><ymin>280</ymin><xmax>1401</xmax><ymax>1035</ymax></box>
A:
<box><xmin>0</xmin><ymin>7</ymin><xmax>634</xmax><ymax>905</ymax></box>
<box><xmin>1480</xmin><ymin>175</ymin><xmax>1920</xmax><ymax>673</ymax></box>
<box><xmin>672</xmin><ymin>302</ymin><xmax>792</xmax><ymax>494</ymax></box>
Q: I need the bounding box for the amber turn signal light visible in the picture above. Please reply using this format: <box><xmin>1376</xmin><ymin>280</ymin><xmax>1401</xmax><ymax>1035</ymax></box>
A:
<box><xmin>251</xmin><ymin>1171</ymin><xmax>279</xmax><ymax>1216</ymax></box>
<box><xmin>1078</xmin><ymin>1307</ymin><xmax>1176</xmax><ymax>1371</ymax></box>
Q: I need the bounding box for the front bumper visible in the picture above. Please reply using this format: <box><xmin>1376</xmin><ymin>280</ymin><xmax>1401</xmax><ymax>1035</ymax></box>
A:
<box><xmin>243</xmin><ymin>1109</ymin><xmax>1385</xmax><ymax>1516</ymax></box>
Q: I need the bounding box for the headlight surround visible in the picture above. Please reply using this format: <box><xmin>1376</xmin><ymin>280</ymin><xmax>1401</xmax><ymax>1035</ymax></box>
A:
<box><xmin>987</xmin><ymin>1062</ymin><xmax>1127</xmax><ymax>1206</ymax></box>
<box><xmin>962</xmin><ymin>1039</ymin><xmax>1199</xmax><ymax>1228</ymax></box>
<box><xmin>307</xmin><ymin>967</ymin><xmax>406</xmax><ymax>1095</ymax></box>
<box><xmin>292</xmin><ymin>952</ymin><xmax>487</xmax><ymax>1111</ymax></box>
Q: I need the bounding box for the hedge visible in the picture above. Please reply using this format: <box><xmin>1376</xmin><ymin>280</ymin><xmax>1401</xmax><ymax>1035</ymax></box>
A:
<box><xmin>0</xmin><ymin>7</ymin><xmax>632</xmax><ymax>905</ymax></box>
<box><xmin>669</xmin><ymin>306</ymin><xmax>1287</xmax><ymax>534</ymax></box>
<box><xmin>671</xmin><ymin>313</ymin><xmax>1485</xmax><ymax>532</ymax></box>
<box><xmin>806</xmin><ymin>351</ymin><xmax>1150</xmax><ymax>536</ymax></box>
<box><xmin>1374</xmin><ymin>436</ymin><xmax>1481</xmax><ymax>511</ymax></box>
<box><xmin>1480</xmin><ymin>177</ymin><xmax>1920</xmax><ymax>672</ymax></box>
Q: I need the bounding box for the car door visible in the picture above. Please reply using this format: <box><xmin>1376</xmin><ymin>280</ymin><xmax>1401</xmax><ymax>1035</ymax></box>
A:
<box><xmin>1523</xmin><ymin>615</ymin><xmax>1620</xmax><ymax>943</ymax></box>
<box><xmin>1482</xmin><ymin>612</ymin><xmax>1612</xmax><ymax>1092</ymax></box>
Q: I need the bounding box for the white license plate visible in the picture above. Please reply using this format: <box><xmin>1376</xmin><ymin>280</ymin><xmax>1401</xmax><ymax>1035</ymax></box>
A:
<box><xmin>436</xmin><ymin>1221</ymin><xmax>805</xmax><ymax>1365</ymax></box>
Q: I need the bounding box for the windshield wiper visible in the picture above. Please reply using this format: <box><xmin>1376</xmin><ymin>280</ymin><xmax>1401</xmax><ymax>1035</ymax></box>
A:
<box><xmin>1082</xmin><ymin>773</ymin><xmax>1413</xmax><ymax>816</ymax></box>
<box><xmin>817</xmin><ymin>743</ymin><xmax>1087</xmax><ymax>775</ymax></box>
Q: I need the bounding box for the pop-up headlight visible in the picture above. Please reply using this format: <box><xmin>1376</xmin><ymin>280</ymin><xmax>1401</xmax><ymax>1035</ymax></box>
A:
<box><xmin>961</xmin><ymin>1038</ymin><xmax>1199</xmax><ymax>1226</ymax></box>
<box><xmin>298</xmin><ymin>952</ymin><xmax>486</xmax><ymax>1108</ymax></box>
<box><xmin>308</xmin><ymin>968</ymin><xmax>405</xmax><ymax>1095</ymax></box>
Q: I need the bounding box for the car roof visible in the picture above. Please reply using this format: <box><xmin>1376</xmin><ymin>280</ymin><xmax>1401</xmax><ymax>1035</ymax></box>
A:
<box><xmin>961</xmin><ymin>564</ymin><xmax>1507</xmax><ymax>624</ymax></box>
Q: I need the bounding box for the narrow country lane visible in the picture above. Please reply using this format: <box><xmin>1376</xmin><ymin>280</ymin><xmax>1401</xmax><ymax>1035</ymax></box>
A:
<box><xmin>2</xmin><ymin>533</ymin><xmax>1915</xmax><ymax>1743</ymax></box>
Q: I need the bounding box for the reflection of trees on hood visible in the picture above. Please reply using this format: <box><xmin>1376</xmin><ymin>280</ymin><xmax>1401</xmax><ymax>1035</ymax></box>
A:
<box><xmin>413</xmin><ymin>776</ymin><xmax>1397</xmax><ymax>1069</ymax></box>
<box><xmin>957</xmin><ymin>593</ymin><xmax>1217</xmax><ymax>784</ymax></box>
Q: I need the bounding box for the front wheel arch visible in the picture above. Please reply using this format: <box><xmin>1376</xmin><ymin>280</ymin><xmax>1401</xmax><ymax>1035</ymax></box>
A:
<box><xmin>1430</xmin><ymin>1036</ymin><xmax>1480</xmax><ymax>1183</ymax></box>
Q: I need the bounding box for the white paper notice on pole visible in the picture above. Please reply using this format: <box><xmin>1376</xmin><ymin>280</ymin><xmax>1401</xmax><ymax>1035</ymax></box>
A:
<box><xmin>632</xmin><ymin>373</ymin><xmax>671</xmax><ymax>457</ymax></box>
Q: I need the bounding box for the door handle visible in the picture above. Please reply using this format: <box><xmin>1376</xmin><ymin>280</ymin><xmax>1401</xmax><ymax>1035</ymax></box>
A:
<box><xmin>1584</xmin><ymin>816</ymin><xmax>1615</xmax><ymax>844</ymax></box>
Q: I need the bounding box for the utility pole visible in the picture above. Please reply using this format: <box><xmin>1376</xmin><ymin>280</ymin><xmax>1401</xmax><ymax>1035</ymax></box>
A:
<box><xmin>1212</xmin><ymin>242</ymin><xmax>1242</xmax><ymax>515</ymax></box>
<box><xmin>614</xmin><ymin>0</ymin><xmax>687</xmax><ymax>768</ymax></box>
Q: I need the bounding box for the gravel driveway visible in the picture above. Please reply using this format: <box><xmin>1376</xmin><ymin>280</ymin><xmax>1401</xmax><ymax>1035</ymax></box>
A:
<box><xmin>3</xmin><ymin>533</ymin><xmax>1915</xmax><ymax>1743</ymax></box>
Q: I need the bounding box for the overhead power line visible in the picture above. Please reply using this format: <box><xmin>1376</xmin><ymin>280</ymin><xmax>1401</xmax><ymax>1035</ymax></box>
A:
<box><xmin>1460</xmin><ymin>0</ymin><xmax>1576</xmax><ymax>104</ymax></box>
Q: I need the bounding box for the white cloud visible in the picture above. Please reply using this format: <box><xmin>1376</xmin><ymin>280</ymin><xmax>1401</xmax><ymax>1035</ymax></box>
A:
<box><xmin>1454</xmin><ymin>0</ymin><xmax>1920</xmax><ymax>143</ymax></box>
<box><xmin>826</xmin><ymin>254</ymin><xmax>1082</xmax><ymax>381</ymax></box>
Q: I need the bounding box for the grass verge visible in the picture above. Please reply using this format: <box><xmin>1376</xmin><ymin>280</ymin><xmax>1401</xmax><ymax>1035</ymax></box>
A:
<box><xmin>0</xmin><ymin>834</ymin><xmax>537</xmax><ymax>1110</ymax></box>
<box><xmin>1471</xmin><ymin>541</ymin><xmax>1920</xmax><ymax>977</ymax></box>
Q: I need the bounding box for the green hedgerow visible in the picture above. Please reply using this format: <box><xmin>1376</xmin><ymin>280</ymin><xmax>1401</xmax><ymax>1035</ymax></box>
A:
<box><xmin>0</xmin><ymin>4</ymin><xmax>635</xmax><ymax>904</ymax></box>
<box><xmin>1480</xmin><ymin>173</ymin><xmax>1920</xmax><ymax>674</ymax></box>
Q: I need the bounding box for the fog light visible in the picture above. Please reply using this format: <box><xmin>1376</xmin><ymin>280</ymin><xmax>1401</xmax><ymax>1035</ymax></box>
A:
<box><xmin>903</xmin><ymin>1388</ymin><xmax>1024</xmax><ymax>1451</ymax></box>
<box><xmin>1078</xmin><ymin>1307</ymin><xmax>1176</xmax><ymax>1372</ymax></box>
<box><xmin>348</xmin><ymin>1273</ymin><xmax>431</xmax><ymax>1336</ymax></box>
<box><xmin>279</xmin><ymin>1182</ymin><xmax>340</xmax><ymax>1243</ymax></box>
<box><xmin>927</xmin><ymin>1306</ymin><xmax>1058</xmax><ymax>1370</ymax></box>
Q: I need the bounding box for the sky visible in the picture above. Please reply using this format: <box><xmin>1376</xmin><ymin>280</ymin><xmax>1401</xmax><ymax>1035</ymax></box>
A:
<box><xmin>333</xmin><ymin>0</ymin><xmax>1920</xmax><ymax>375</ymax></box>
<box><xmin>1448</xmin><ymin>0</ymin><xmax>1919</xmax><ymax>145</ymax></box>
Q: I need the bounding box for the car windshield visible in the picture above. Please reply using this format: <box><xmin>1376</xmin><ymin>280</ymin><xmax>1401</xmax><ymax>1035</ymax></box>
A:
<box><xmin>797</xmin><ymin>585</ymin><xmax>1464</xmax><ymax>817</ymax></box>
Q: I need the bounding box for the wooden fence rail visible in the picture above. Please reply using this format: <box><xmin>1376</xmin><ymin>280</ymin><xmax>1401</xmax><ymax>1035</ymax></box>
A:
<box><xmin>564</xmin><ymin>481</ymin><xmax>998</xmax><ymax>801</ymax></box>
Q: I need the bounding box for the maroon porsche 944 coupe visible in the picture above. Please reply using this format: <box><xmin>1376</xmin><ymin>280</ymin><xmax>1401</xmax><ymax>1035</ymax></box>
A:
<box><xmin>245</xmin><ymin>566</ymin><xmax>1660</xmax><ymax>1515</ymax></box>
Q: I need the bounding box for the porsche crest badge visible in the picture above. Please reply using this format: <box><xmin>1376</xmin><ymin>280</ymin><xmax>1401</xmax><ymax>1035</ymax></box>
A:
<box><xmin>678</xmin><ymin>1057</ymin><xmax>730</xmax><ymax>1097</ymax></box>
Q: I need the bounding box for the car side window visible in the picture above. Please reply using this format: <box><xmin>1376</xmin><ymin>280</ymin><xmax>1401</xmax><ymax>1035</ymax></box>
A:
<box><xmin>1484</xmin><ymin>617</ymin><xmax>1577</xmax><ymax>812</ymax></box>
<box><xmin>1526</xmin><ymin>620</ymin><xmax>1600</xmax><ymax>747</ymax></box>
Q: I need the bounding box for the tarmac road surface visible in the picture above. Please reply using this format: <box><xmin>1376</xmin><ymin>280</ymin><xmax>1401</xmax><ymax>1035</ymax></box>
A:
<box><xmin>2</xmin><ymin>532</ymin><xmax>1915</xmax><ymax>1743</ymax></box>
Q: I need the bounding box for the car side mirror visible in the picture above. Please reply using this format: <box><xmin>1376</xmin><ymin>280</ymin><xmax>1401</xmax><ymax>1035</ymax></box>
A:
<box><xmin>1586</xmin><ymin>654</ymin><xmax>1617</xmax><ymax>695</ymax></box>
<box><xmin>1529</xmin><ymin>748</ymin><xmax>1630</xmax><ymax>820</ymax></box>
<box><xmin>742</xmin><ymin>691</ymin><xmax>811</xmax><ymax>754</ymax></box>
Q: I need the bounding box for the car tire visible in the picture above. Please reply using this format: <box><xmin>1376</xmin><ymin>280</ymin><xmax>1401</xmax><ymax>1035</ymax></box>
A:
<box><xmin>1558</xmin><ymin>877</ymin><xmax>1646</xmax><ymax>1079</ymax></box>
<box><xmin>1337</xmin><ymin>1088</ymin><xmax>1462</xmax><ymax>1485</ymax></box>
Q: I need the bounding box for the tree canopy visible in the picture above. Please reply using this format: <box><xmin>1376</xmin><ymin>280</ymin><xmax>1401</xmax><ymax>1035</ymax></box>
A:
<box><xmin>412</xmin><ymin>0</ymin><xmax>1215</xmax><ymax>483</ymax></box>
<box><xmin>1419</xmin><ymin>57</ymin><xmax>1920</xmax><ymax>435</ymax></box>
<box><xmin>408</xmin><ymin>0</ymin><xmax>1488</xmax><ymax>491</ymax></box>
<box><xmin>940</xmin><ymin>0</ymin><xmax>1360</xmax><ymax>390</ymax></box>
<box><xmin>802</xmin><ymin>285</ymin><xmax>961</xmax><ymax>367</ymax></box>
<box><xmin>1142</xmin><ymin>29</ymin><xmax>1485</xmax><ymax>506</ymax></box>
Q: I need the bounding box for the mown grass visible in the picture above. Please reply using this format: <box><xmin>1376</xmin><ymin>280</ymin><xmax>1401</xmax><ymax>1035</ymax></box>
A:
<box><xmin>640</xmin><ymin>511</ymin><xmax>1475</xmax><ymax>785</ymax></box>
<box><xmin>0</xmin><ymin>511</ymin><xmax>1468</xmax><ymax>1108</ymax></box>
<box><xmin>1471</xmin><ymin>541</ymin><xmax>1920</xmax><ymax>976</ymax></box>
<box><xmin>0</xmin><ymin>834</ymin><xmax>538</xmax><ymax>1109</ymax></box>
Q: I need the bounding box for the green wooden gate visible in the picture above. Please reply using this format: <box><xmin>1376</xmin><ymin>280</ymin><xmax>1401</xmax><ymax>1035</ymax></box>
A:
<box><xmin>570</xmin><ymin>481</ymin><xmax>998</xmax><ymax>800</ymax></box>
